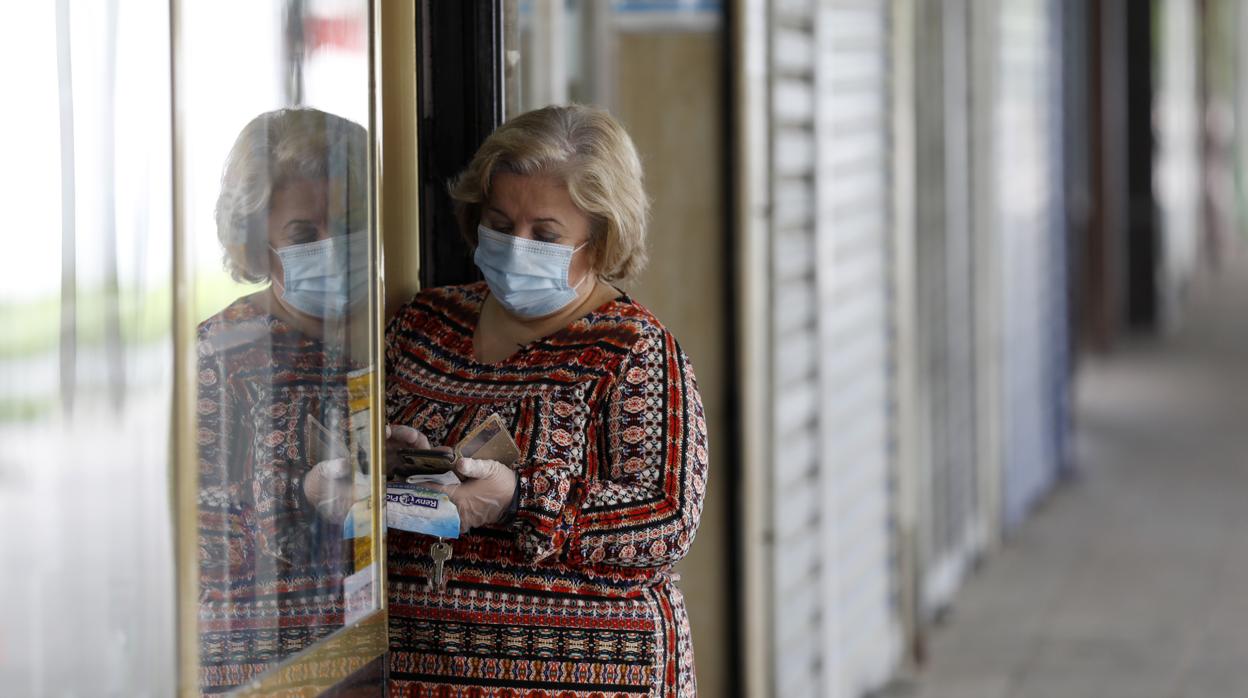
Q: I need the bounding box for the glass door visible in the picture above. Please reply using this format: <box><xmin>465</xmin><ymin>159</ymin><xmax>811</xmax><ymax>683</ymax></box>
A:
<box><xmin>171</xmin><ymin>0</ymin><xmax>387</xmax><ymax>694</ymax></box>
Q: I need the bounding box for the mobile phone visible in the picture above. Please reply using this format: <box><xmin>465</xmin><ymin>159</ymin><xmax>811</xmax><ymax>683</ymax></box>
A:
<box><xmin>391</xmin><ymin>448</ymin><xmax>457</xmax><ymax>478</ymax></box>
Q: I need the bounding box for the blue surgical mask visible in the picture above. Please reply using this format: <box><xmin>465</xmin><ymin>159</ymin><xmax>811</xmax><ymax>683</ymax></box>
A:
<box><xmin>271</xmin><ymin>231</ymin><xmax>369</xmax><ymax>318</ymax></box>
<box><xmin>474</xmin><ymin>225</ymin><xmax>590</xmax><ymax>318</ymax></box>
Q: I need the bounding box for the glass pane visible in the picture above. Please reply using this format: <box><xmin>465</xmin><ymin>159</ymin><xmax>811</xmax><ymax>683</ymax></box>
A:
<box><xmin>505</xmin><ymin>0</ymin><xmax>611</xmax><ymax>117</ymax></box>
<box><xmin>173</xmin><ymin>0</ymin><xmax>381</xmax><ymax>694</ymax></box>
<box><xmin>0</xmin><ymin>1</ymin><xmax>175</xmax><ymax>695</ymax></box>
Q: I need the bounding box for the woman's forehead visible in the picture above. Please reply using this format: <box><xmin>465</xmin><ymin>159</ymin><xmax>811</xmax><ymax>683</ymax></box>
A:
<box><xmin>487</xmin><ymin>171</ymin><xmax>575</xmax><ymax>213</ymax></box>
<box><xmin>270</xmin><ymin>177</ymin><xmax>358</xmax><ymax>215</ymax></box>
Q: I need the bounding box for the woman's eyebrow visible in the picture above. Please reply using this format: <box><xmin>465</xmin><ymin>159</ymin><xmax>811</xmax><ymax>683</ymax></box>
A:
<box><xmin>282</xmin><ymin>219</ymin><xmax>317</xmax><ymax>230</ymax></box>
<box><xmin>533</xmin><ymin>216</ymin><xmax>564</xmax><ymax>227</ymax></box>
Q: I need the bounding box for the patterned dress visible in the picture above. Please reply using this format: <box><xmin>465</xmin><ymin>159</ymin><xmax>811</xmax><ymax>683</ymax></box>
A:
<box><xmin>385</xmin><ymin>282</ymin><xmax>709</xmax><ymax>698</ymax></box>
<box><xmin>197</xmin><ymin>296</ymin><xmax>357</xmax><ymax>694</ymax></box>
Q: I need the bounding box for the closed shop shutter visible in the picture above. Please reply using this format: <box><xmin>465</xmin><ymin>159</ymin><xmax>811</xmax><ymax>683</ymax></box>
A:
<box><xmin>815</xmin><ymin>0</ymin><xmax>900</xmax><ymax>694</ymax></box>
<box><xmin>1154</xmin><ymin>0</ymin><xmax>1202</xmax><ymax>329</ymax></box>
<box><xmin>769</xmin><ymin>2</ymin><xmax>824</xmax><ymax>694</ymax></box>
<box><xmin>914</xmin><ymin>0</ymin><xmax>984</xmax><ymax>613</ymax></box>
<box><xmin>998</xmin><ymin>0</ymin><xmax>1064</xmax><ymax>528</ymax></box>
<box><xmin>767</xmin><ymin>0</ymin><xmax>899</xmax><ymax>695</ymax></box>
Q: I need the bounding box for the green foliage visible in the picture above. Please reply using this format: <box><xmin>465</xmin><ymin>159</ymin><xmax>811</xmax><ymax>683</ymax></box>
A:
<box><xmin>0</xmin><ymin>270</ymin><xmax>260</xmax><ymax>360</ymax></box>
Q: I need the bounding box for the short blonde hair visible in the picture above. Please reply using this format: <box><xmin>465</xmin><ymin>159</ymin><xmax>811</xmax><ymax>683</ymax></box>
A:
<box><xmin>449</xmin><ymin>104</ymin><xmax>650</xmax><ymax>282</ymax></box>
<box><xmin>215</xmin><ymin>108</ymin><xmax>368</xmax><ymax>283</ymax></box>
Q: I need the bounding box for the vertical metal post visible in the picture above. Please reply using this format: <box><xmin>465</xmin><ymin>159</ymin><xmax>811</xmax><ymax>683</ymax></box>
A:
<box><xmin>731</xmin><ymin>0</ymin><xmax>774</xmax><ymax>693</ymax></box>
<box><xmin>167</xmin><ymin>0</ymin><xmax>201</xmax><ymax>692</ymax></box>
<box><xmin>1125</xmin><ymin>0</ymin><xmax>1158</xmax><ymax>329</ymax></box>
<box><xmin>890</xmin><ymin>0</ymin><xmax>923</xmax><ymax>669</ymax></box>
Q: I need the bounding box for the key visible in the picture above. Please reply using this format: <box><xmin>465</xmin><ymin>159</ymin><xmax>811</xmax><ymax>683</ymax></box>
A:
<box><xmin>429</xmin><ymin>540</ymin><xmax>452</xmax><ymax>592</ymax></box>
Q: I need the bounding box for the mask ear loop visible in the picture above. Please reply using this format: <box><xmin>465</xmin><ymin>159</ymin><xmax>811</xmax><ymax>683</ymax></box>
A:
<box><xmin>268</xmin><ymin>245</ymin><xmax>288</xmax><ymax>296</ymax></box>
<box><xmin>568</xmin><ymin>242</ymin><xmax>595</xmax><ymax>291</ymax></box>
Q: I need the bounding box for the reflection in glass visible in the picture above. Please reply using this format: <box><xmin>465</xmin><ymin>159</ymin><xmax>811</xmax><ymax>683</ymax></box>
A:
<box><xmin>504</xmin><ymin>0</ymin><xmax>615</xmax><ymax>118</ymax></box>
<box><xmin>195</xmin><ymin>108</ymin><xmax>377</xmax><ymax>694</ymax></box>
<box><xmin>174</xmin><ymin>2</ymin><xmax>379</xmax><ymax>693</ymax></box>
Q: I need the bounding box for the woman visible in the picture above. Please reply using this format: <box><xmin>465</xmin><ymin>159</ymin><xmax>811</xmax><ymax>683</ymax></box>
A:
<box><xmin>384</xmin><ymin>105</ymin><xmax>709</xmax><ymax>697</ymax></box>
<box><xmin>196</xmin><ymin>107</ymin><xmax>373</xmax><ymax>694</ymax></box>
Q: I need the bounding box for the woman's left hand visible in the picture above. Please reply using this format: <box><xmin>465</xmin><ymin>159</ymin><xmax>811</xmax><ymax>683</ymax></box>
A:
<box><xmin>442</xmin><ymin>457</ymin><xmax>518</xmax><ymax>533</ymax></box>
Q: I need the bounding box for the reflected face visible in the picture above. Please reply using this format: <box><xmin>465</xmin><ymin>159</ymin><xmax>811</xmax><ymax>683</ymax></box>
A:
<box><xmin>266</xmin><ymin>177</ymin><xmax>346</xmax><ymax>285</ymax></box>
<box><xmin>481</xmin><ymin>172</ymin><xmax>597</xmax><ymax>283</ymax></box>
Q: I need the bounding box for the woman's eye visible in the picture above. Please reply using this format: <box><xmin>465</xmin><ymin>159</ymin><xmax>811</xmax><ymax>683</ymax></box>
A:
<box><xmin>288</xmin><ymin>223</ymin><xmax>319</xmax><ymax>243</ymax></box>
<box><xmin>534</xmin><ymin>230</ymin><xmax>560</xmax><ymax>243</ymax></box>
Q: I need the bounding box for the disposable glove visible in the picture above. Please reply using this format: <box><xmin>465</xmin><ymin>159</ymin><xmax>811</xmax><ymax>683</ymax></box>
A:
<box><xmin>303</xmin><ymin>457</ymin><xmax>369</xmax><ymax>523</ymax></box>
<box><xmin>441</xmin><ymin>457</ymin><xmax>518</xmax><ymax>533</ymax></box>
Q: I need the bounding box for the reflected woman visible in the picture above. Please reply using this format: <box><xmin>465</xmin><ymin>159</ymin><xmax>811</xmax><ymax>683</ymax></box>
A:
<box><xmin>196</xmin><ymin>108</ymin><xmax>372</xmax><ymax>694</ymax></box>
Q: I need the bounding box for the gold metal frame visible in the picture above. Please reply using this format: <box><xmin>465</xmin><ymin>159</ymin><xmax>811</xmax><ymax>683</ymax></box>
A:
<box><xmin>169</xmin><ymin>0</ymin><xmax>201</xmax><ymax>691</ymax></box>
<box><xmin>171</xmin><ymin>0</ymin><xmax>421</xmax><ymax>693</ymax></box>
<box><xmin>230</xmin><ymin>612</ymin><xmax>388</xmax><ymax>697</ymax></box>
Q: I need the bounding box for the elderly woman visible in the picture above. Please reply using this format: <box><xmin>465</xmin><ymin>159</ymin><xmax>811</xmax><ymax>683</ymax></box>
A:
<box><xmin>383</xmin><ymin>105</ymin><xmax>709</xmax><ymax>697</ymax></box>
<box><xmin>195</xmin><ymin>107</ymin><xmax>372</xmax><ymax>694</ymax></box>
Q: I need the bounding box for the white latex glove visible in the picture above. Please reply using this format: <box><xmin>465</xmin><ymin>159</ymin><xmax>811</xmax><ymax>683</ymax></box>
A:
<box><xmin>303</xmin><ymin>457</ymin><xmax>369</xmax><ymax>523</ymax></box>
<box><xmin>441</xmin><ymin>457</ymin><xmax>518</xmax><ymax>533</ymax></box>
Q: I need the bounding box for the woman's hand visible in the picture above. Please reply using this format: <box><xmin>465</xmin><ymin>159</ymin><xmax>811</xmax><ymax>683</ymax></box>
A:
<box><xmin>443</xmin><ymin>457</ymin><xmax>518</xmax><ymax>533</ymax></box>
<box><xmin>303</xmin><ymin>457</ymin><xmax>368</xmax><ymax>523</ymax></box>
<box><xmin>307</xmin><ymin>424</ymin><xmax>439</xmax><ymax>522</ymax></box>
<box><xmin>385</xmin><ymin>424</ymin><xmax>453</xmax><ymax>479</ymax></box>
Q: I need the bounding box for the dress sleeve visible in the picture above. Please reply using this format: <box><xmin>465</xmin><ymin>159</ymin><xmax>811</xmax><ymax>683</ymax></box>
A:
<box><xmin>511</xmin><ymin>324</ymin><xmax>710</xmax><ymax>570</ymax></box>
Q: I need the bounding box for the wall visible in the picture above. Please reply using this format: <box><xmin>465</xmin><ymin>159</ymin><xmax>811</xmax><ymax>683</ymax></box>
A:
<box><xmin>616</xmin><ymin>30</ymin><xmax>733</xmax><ymax>698</ymax></box>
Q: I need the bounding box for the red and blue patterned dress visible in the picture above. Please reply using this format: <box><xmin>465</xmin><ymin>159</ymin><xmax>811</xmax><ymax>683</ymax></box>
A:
<box><xmin>196</xmin><ymin>296</ymin><xmax>356</xmax><ymax>694</ymax></box>
<box><xmin>385</xmin><ymin>282</ymin><xmax>709</xmax><ymax>698</ymax></box>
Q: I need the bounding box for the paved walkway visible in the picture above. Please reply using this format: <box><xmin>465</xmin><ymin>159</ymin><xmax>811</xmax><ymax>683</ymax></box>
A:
<box><xmin>889</xmin><ymin>254</ymin><xmax>1248</xmax><ymax>698</ymax></box>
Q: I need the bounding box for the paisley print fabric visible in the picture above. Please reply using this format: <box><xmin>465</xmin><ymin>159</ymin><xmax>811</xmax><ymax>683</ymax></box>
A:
<box><xmin>385</xmin><ymin>282</ymin><xmax>708</xmax><ymax>697</ymax></box>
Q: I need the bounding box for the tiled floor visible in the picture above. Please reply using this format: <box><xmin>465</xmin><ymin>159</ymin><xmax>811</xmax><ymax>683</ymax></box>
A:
<box><xmin>885</xmin><ymin>255</ymin><xmax>1248</xmax><ymax>698</ymax></box>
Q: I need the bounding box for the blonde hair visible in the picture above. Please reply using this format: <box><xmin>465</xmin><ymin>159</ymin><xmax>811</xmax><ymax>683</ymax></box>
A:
<box><xmin>214</xmin><ymin>108</ymin><xmax>368</xmax><ymax>283</ymax></box>
<box><xmin>448</xmin><ymin>104</ymin><xmax>650</xmax><ymax>282</ymax></box>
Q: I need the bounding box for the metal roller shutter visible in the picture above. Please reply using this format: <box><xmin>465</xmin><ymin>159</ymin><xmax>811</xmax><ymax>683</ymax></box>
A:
<box><xmin>1154</xmin><ymin>0</ymin><xmax>1202</xmax><ymax>330</ymax></box>
<box><xmin>998</xmin><ymin>0</ymin><xmax>1064</xmax><ymax>529</ymax></box>
<box><xmin>768</xmin><ymin>1</ymin><xmax>823</xmax><ymax>694</ymax></box>
<box><xmin>815</xmin><ymin>1</ymin><xmax>900</xmax><ymax>695</ymax></box>
<box><xmin>767</xmin><ymin>0</ymin><xmax>899</xmax><ymax>694</ymax></box>
<box><xmin>913</xmin><ymin>0</ymin><xmax>983</xmax><ymax>613</ymax></box>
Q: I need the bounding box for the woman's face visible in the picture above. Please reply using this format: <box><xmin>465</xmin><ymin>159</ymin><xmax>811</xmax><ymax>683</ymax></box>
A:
<box><xmin>266</xmin><ymin>177</ymin><xmax>346</xmax><ymax>286</ymax></box>
<box><xmin>481</xmin><ymin>171</ymin><xmax>596</xmax><ymax>284</ymax></box>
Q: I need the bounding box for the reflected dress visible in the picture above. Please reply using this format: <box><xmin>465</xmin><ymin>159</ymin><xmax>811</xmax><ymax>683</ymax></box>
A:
<box><xmin>385</xmin><ymin>282</ymin><xmax>709</xmax><ymax>698</ymax></box>
<box><xmin>196</xmin><ymin>297</ymin><xmax>355</xmax><ymax>693</ymax></box>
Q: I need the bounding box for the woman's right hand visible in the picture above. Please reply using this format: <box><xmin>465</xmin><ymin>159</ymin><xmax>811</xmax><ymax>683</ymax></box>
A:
<box><xmin>385</xmin><ymin>424</ymin><xmax>451</xmax><ymax>479</ymax></box>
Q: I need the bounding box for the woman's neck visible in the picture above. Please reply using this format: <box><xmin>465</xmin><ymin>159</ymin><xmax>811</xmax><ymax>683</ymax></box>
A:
<box><xmin>260</xmin><ymin>286</ymin><xmax>370</xmax><ymax>362</ymax></box>
<box><xmin>507</xmin><ymin>277</ymin><xmax>602</xmax><ymax>335</ymax></box>
<box><xmin>475</xmin><ymin>277</ymin><xmax>619</xmax><ymax>363</ymax></box>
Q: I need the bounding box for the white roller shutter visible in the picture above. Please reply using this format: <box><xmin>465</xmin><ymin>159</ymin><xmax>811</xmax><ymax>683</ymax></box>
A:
<box><xmin>1154</xmin><ymin>0</ymin><xmax>1202</xmax><ymax>331</ymax></box>
<box><xmin>767</xmin><ymin>0</ymin><xmax>899</xmax><ymax>695</ymax></box>
<box><xmin>769</xmin><ymin>3</ymin><xmax>824</xmax><ymax>694</ymax></box>
<box><xmin>815</xmin><ymin>1</ymin><xmax>900</xmax><ymax>695</ymax></box>
<box><xmin>998</xmin><ymin>0</ymin><xmax>1063</xmax><ymax>528</ymax></box>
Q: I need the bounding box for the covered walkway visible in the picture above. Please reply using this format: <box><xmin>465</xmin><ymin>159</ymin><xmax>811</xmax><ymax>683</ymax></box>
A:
<box><xmin>890</xmin><ymin>253</ymin><xmax>1248</xmax><ymax>698</ymax></box>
